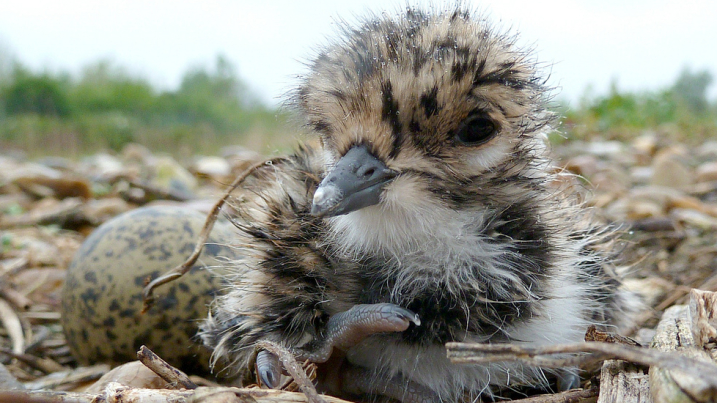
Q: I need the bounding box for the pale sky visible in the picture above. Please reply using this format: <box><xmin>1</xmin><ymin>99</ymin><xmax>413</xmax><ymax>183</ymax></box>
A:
<box><xmin>1</xmin><ymin>0</ymin><xmax>715</xmax><ymax>106</ymax></box>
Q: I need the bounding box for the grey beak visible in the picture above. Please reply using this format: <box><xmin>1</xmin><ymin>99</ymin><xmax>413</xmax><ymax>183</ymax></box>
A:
<box><xmin>311</xmin><ymin>145</ymin><xmax>397</xmax><ymax>217</ymax></box>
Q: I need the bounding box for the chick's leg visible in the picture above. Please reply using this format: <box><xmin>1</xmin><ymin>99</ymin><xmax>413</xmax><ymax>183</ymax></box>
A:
<box><xmin>299</xmin><ymin>303</ymin><xmax>420</xmax><ymax>363</ymax></box>
<box><xmin>255</xmin><ymin>303</ymin><xmax>419</xmax><ymax>388</ymax></box>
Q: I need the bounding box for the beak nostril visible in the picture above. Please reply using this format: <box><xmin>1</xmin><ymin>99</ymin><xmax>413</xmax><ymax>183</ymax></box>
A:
<box><xmin>362</xmin><ymin>168</ymin><xmax>376</xmax><ymax>178</ymax></box>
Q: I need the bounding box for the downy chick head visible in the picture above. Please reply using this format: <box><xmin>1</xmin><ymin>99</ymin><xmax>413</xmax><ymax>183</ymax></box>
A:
<box><xmin>295</xmin><ymin>7</ymin><xmax>556</xmax><ymax>254</ymax></box>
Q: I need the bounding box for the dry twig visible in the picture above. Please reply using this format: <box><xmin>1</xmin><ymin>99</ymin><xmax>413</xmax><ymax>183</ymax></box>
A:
<box><xmin>0</xmin><ymin>347</ymin><xmax>65</xmax><ymax>374</ymax></box>
<box><xmin>0</xmin><ymin>298</ymin><xmax>24</xmax><ymax>354</ymax></box>
<box><xmin>0</xmin><ymin>390</ymin><xmax>95</xmax><ymax>403</ymax></box>
<box><xmin>0</xmin><ymin>384</ymin><xmax>356</xmax><ymax>403</ymax></box>
<box><xmin>0</xmin><ymin>286</ymin><xmax>32</xmax><ymax>311</ymax></box>
<box><xmin>689</xmin><ymin>289</ymin><xmax>717</xmax><ymax>347</ymax></box>
<box><xmin>0</xmin><ymin>198</ymin><xmax>83</xmax><ymax>229</ymax></box>
<box><xmin>446</xmin><ymin>341</ymin><xmax>717</xmax><ymax>387</ymax></box>
<box><xmin>22</xmin><ymin>364</ymin><xmax>109</xmax><ymax>391</ymax></box>
<box><xmin>508</xmin><ymin>387</ymin><xmax>599</xmax><ymax>403</ymax></box>
<box><xmin>137</xmin><ymin>345</ymin><xmax>197</xmax><ymax>389</ymax></box>
<box><xmin>256</xmin><ymin>340</ymin><xmax>327</xmax><ymax>403</ymax></box>
<box><xmin>650</xmin><ymin>303</ymin><xmax>717</xmax><ymax>403</ymax></box>
<box><xmin>123</xmin><ymin>178</ymin><xmax>192</xmax><ymax>202</ymax></box>
<box><xmin>598</xmin><ymin>360</ymin><xmax>650</xmax><ymax>403</ymax></box>
<box><xmin>142</xmin><ymin>157</ymin><xmax>285</xmax><ymax>313</ymax></box>
<box><xmin>0</xmin><ymin>256</ymin><xmax>29</xmax><ymax>281</ymax></box>
<box><xmin>585</xmin><ymin>325</ymin><xmax>641</xmax><ymax>346</ymax></box>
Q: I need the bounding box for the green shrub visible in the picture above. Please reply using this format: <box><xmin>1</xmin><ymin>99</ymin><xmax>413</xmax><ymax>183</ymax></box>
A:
<box><xmin>561</xmin><ymin>70</ymin><xmax>716</xmax><ymax>143</ymax></box>
<box><xmin>0</xmin><ymin>55</ymin><xmax>292</xmax><ymax>157</ymax></box>
<box><xmin>2</xmin><ymin>52</ymin><xmax>712</xmax><ymax>156</ymax></box>
<box><xmin>4</xmin><ymin>70</ymin><xmax>72</xmax><ymax>117</ymax></box>
<box><xmin>70</xmin><ymin>61</ymin><xmax>157</xmax><ymax>117</ymax></box>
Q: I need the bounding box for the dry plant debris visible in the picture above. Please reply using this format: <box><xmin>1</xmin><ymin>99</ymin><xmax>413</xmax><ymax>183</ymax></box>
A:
<box><xmin>3</xmin><ymin>137</ymin><xmax>717</xmax><ymax>401</ymax></box>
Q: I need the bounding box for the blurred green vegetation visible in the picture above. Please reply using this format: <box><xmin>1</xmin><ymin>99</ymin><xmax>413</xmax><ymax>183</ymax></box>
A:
<box><xmin>0</xmin><ymin>54</ymin><xmax>297</xmax><ymax>158</ymax></box>
<box><xmin>559</xmin><ymin>67</ymin><xmax>716</xmax><ymax>144</ymax></box>
<box><xmin>0</xmin><ymin>46</ymin><xmax>715</xmax><ymax>158</ymax></box>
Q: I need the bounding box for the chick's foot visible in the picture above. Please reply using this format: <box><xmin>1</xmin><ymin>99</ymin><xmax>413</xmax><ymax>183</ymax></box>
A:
<box><xmin>300</xmin><ymin>303</ymin><xmax>420</xmax><ymax>363</ymax></box>
<box><xmin>255</xmin><ymin>303</ymin><xmax>419</xmax><ymax>389</ymax></box>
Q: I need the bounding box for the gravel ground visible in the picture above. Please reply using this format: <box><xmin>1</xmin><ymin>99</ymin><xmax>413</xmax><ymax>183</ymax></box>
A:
<box><xmin>1</xmin><ymin>136</ymin><xmax>717</xmax><ymax>398</ymax></box>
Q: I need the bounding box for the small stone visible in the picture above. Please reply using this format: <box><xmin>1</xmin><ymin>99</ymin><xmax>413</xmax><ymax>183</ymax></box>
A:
<box><xmin>563</xmin><ymin>155</ymin><xmax>599</xmax><ymax>178</ymax></box>
<box><xmin>585</xmin><ymin>141</ymin><xmax>624</xmax><ymax>157</ymax></box>
<box><xmin>627</xmin><ymin>201</ymin><xmax>665</xmax><ymax>220</ymax></box>
<box><xmin>84</xmin><ymin>361</ymin><xmax>167</xmax><ymax>393</ymax></box>
<box><xmin>650</xmin><ymin>147</ymin><xmax>693</xmax><ymax>191</ymax></box>
<box><xmin>602</xmin><ymin>185</ymin><xmax>694</xmax><ymax>221</ymax></box>
<box><xmin>603</xmin><ymin>198</ymin><xmax>663</xmax><ymax>221</ymax></box>
<box><xmin>630</xmin><ymin>186</ymin><xmax>686</xmax><ymax>207</ymax></box>
<box><xmin>590</xmin><ymin>192</ymin><xmax>617</xmax><ymax>209</ymax></box>
<box><xmin>622</xmin><ymin>277</ymin><xmax>671</xmax><ymax>308</ymax></box>
<box><xmin>696</xmin><ymin>162</ymin><xmax>717</xmax><ymax>183</ymax></box>
<box><xmin>121</xmin><ymin>143</ymin><xmax>154</xmax><ymax>165</ymax></box>
<box><xmin>222</xmin><ymin>147</ymin><xmax>264</xmax><ymax>175</ymax></box>
<box><xmin>153</xmin><ymin>156</ymin><xmax>197</xmax><ymax>197</ymax></box>
<box><xmin>632</xmin><ymin>132</ymin><xmax>657</xmax><ymax>157</ymax></box>
<box><xmin>668</xmin><ymin>195</ymin><xmax>714</xmax><ymax>215</ymax></box>
<box><xmin>591</xmin><ymin>166</ymin><xmax>631</xmax><ymax>195</ymax></box>
<box><xmin>671</xmin><ymin>208</ymin><xmax>717</xmax><ymax>230</ymax></box>
<box><xmin>635</xmin><ymin>328</ymin><xmax>657</xmax><ymax>346</ymax></box>
<box><xmin>192</xmin><ymin>156</ymin><xmax>231</xmax><ymax>180</ymax></box>
<box><xmin>82</xmin><ymin>154</ymin><xmax>125</xmax><ymax>179</ymax></box>
<box><xmin>81</xmin><ymin>198</ymin><xmax>132</xmax><ymax>225</ymax></box>
<box><xmin>630</xmin><ymin>166</ymin><xmax>653</xmax><ymax>185</ymax></box>
<box><xmin>696</xmin><ymin>141</ymin><xmax>717</xmax><ymax>161</ymax></box>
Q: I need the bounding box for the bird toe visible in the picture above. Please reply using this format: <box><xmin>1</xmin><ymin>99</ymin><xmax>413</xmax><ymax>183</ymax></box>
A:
<box><xmin>256</xmin><ymin>349</ymin><xmax>282</xmax><ymax>389</ymax></box>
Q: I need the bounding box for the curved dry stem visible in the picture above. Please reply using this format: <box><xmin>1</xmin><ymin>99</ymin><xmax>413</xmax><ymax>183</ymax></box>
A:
<box><xmin>141</xmin><ymin>157</ymin><xmax>287</xmax><ymax>313</ymax></box>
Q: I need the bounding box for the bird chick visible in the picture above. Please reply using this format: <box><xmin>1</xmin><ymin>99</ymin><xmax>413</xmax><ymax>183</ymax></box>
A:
<box><xmin>201</xmin><ymin>6</ymin><xmax>633</xmax><ymax>402</ymax></box>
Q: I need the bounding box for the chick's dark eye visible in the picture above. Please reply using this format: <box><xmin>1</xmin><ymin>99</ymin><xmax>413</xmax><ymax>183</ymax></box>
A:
<box><xmin>454</xmin><ymin>116</ymin><xmax>497</xmax><ymax>145</ymax></box>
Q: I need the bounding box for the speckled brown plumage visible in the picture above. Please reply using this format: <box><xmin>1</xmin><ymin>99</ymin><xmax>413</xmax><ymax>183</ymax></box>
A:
<box><xmin>200</xmin><ymin>6</ymin><xmax>634</xmax><ymax>402</ymax></box>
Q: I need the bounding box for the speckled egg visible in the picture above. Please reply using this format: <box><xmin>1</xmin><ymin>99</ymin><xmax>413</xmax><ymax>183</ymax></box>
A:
<box><xmin>61</xmin><ymin>205</ymin><xmax>238</xmax><ymax>374</ymax></box>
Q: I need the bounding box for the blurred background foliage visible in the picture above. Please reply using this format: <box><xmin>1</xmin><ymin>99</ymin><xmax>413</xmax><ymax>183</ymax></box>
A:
<box><xmin>0</xmin><ymin>47</ymin><xmax>715</xmax><ymax>158</ymax></box>
<box><xmin>0</xmin><ymin>53</ymin><xmax>295</xmax><ymax>158</ymax></box>
<box><xmin>560</xmin><ymin>67</ymin><xmax>716</xmax><ymax>144</ymax></box>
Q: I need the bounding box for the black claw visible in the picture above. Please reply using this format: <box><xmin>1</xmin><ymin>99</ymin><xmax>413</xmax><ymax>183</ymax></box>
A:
<box><xmin>260</xmin><ymin>368</ymin><xmax>276</xmax><ymax>389</ymax></box>
<box><xmin>381</xmin><ymin>304</ymin><xmax>421</xmax><ymax>326</ymax></box>
<box><xmin>397</xmin><ymin>310</ymin><xmax>421</xmax><ymax>326</ymax></box>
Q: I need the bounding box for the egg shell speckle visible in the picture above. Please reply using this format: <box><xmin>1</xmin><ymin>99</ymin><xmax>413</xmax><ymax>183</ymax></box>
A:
<box><xmin>61</xmin><ymin>205</ymin><xmax>238</xmax><ymax>374</ymax></box>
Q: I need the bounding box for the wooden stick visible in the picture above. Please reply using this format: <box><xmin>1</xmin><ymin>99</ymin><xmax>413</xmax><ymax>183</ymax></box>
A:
<box><xmin>0</xmin><ymin>390</ymin><xmax>95</xmax><ymax>403</ymax></box>
<box><xmin>22</xmin><ymin>364</ymin><xmax>109</xmax><ymax>391</ymax></box>
<box><xmin>447</xmin><ymin>340</ymin><xmax>717</xmax><ymax>389</ymax></box>
<box><xmin>0</xmin><ymin>298</ymin><xmax>24</xmax><ymax>354</ymax></box>
<box><xmin>508</xmin><ymin>387</ymin><xmax>598</xmax><ymax>403</ymax></box>
<box><xmin>256</xmin><ymin>341</ymin><xmax>327</xmax><ymax>403</ymax></box>
<box><xmin>0</xmin><ymin>348</ymin><xmax>65</xmax><ymax>374</ymax></box>
<box><xmin>0</xmin><ymin>385</ymin><xmax>356</xmax><ymax>403</ymax></box>
<box><xmin>0</xmin><ymin>198</ymin><xmax>83</xmax><ymax>229</ymax></box>
<box><xmin>136</xmin><ymin>345</ymin><xmax>197</xmax><ymax>390</ymax></box>
<box><xmin>0</xmin><ymin>286</ymin><xmax>32</xmax><ymax>311</ymax></box>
